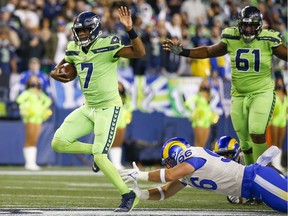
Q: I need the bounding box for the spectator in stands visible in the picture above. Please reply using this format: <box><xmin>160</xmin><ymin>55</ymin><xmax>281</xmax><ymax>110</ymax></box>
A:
<box><xmin>185</xmin><ymin>78</ymin><xmax>217</xmax><ymax>147</ymax></box>
<box><xmin>165</xmin><ymin>13</ymin><xmax>183</xmax><ymax>40</ymax></box>
<box><xmin>42</xmin><ymin>0</ymin><xmax>62</xmax><ymax>23</ymax></box>
<box><xmin>180</xmin><ymin>0</ymin><xmax>207</xmax><ymax>25</ymax></box>
<box><xmin>109</xmin><ymin>82</ymin><xmax>134</xmax><ymax>170</ymax></box>
<box><xmin>19</xmin><ymin>57</ymin><xmax>51</xmax><ymax>97</ymax></box>
<box><xmin>16</xmin><ymin>75</ymin><xmax>52</xmax><ymax>170</ymax></box>
<box><xmin>162</xmin><ymin>6</ymin><xmax>288</xmax><ymax>167</ymax></box>
<box><xmin>17</xmin><ymin>24</ymin><xmax>45</xmax><ymax>71</ymax></box>
<box><xmin>14</xmin><ymin>0</ymin><xmax>40</xmax><ymax>29</ymax></box>
<box><xmin>270</xmin><ymin>74</ymin><xmax>287</xmax><ymax>173</ymax></box>
<box><xmin>0</xmin><ymin>5</ymin><xmax>22</xmax><ymax>42</ymax></box>
<box><xmin>0</xmin><ymin>25</ymin><xmax>17</xmax><ymax>76</ymax></box>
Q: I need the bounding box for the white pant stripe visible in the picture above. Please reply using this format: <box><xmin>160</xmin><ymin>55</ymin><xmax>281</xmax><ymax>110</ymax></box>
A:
<box><xmin>254</xmin><ymin>174</ymin><xmax>288</xmax><ymax>201</ymax></box>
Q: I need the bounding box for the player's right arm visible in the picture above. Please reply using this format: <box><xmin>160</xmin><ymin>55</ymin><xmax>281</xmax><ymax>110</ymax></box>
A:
<box><xmin>162</xmin><ymin>39</ymin><xmax>227</xmax><ymax>58</ymax></box>
<box><xmin>50</xmin><ymin>58</ymin><xmax>70</xmax><ymax>83</ymax></box>
<box><xmin>120</xmin><ymin>161</ymin><xmax>195</xmax><ymax>183</ymax></box>
<box><xmin>146</xmin><ymin>180</ymin><xmax>185</xmax><ymax>200</ymax></box>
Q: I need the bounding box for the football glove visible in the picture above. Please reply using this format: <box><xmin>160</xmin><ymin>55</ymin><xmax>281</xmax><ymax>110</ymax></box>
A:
<box><xmin>119</xmin><ymin>161</ymin><xmax>148</xmax><ymax>183</ymax></box>
<box><xmin>171</xmin><ymin>43</ymin><xmax>183</xmax><ymax>55</ymax></box>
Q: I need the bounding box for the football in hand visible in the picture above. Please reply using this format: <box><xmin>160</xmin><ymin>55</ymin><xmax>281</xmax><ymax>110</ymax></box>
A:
<box><xmin>60</xmin><ymin>63</ymin><xmax>77</xmax><ymax>81</ymax></box>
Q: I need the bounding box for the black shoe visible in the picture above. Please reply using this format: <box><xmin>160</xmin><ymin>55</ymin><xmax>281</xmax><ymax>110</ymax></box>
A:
<box><xmin>244</xmin><ymin>198</ymin><xmax>263</xmax><ymax>205</ymax></box>
<box><xmin>92</xmin><ymin>161</ymin><xmax>100</xmax><ymax>173</ymax></box>
<box><xmin>114</xmin><ymin>190</ymin><xmax>139</xmax><ymax>212</ymax></box>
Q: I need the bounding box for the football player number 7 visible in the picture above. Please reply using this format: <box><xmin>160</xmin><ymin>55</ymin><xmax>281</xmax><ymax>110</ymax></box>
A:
<box><xmin>81</xmin><ymin>62</ymin><xmax>93</xmax><ymax>88</ymax></box>
<box><xmin>236</xmin><ymin>48</ymin><xmax>260</xmax><ymax>72</ymax></box>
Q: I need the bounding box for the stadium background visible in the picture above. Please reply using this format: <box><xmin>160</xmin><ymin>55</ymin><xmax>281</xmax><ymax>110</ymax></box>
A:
<box><xmin>0</xmin><ymin>0</ymin><xmax>287</xmax><ymax>167</ymax></box>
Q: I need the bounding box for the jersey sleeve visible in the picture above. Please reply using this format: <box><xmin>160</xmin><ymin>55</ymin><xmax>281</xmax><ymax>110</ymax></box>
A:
<box><xmin>262</xmin><ymin>29</ymin><xmax>284</xmax><ymax>48</ymax></box>
<box><xmin>65</xmin><ymin>41</ymin><xmax>78</xmax><ymax>63</ymax></box>
<box><xmin>108</xmin><ymin>35</ymin><xmax>125</xmax><ymax>59</ymax></box>
<box><xmin>220</xmin><ymin>27</ymin><xmax>239</xmax><ymax>45</ymax></box>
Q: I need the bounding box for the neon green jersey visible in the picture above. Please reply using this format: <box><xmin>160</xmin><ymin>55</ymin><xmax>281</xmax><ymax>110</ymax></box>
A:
<box><xmin>221</xmin><ymin>27</ymin><xmax>283</xmax><ymax>96</ymax></box>
<box><xmin>65</xmin><ymin>36</ymin><xmax>124</xmax><ymax>108</ymax></box>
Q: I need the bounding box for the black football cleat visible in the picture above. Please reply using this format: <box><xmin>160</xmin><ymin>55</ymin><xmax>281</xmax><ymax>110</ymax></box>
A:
<box><xmin>114</xmin><ymin>190</ymin><xmax>139</xmax><ymax>212</ymax></box>
<box><xmin>244</xmin><ymin>198</ymin><xmax>263</xmax><ymax>205</ymax></box>
<box><xmin>92</xmin><ymin>161</ymin><xmax>100</xmax><ymax>173</ymax></box>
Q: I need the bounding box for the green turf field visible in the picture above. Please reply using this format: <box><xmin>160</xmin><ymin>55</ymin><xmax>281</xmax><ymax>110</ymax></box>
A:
<box><xmin>0</xmin><ymin>166</ymin><xmax>273</xmax><ymax>212</ymax></box>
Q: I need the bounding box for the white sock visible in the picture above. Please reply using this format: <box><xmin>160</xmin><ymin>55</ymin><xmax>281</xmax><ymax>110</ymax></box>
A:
<box><xmin>109</xmin><ymin>147</ymin><xmax>124</xmax><ymax>170</ymax></box>
<box><xmin>23</xmin><ymin>146</ymin><xmax>40</xmax><ymax>170</ymax></box>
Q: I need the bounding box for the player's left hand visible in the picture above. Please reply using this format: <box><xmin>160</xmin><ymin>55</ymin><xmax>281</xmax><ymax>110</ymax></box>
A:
<box><xmin>119</xmin><ymin>161</ymin><xmax>140</xmax><ymax>183</ymax></box>
<box><xmin>162</xmin><ymin>39</ymin><xmax>183</xmax><ymax>55</ymax></box>
<box><xmin>118</xmin><ymin>6</ymin><xmax>132</xmax><ymax>31</ymax></box>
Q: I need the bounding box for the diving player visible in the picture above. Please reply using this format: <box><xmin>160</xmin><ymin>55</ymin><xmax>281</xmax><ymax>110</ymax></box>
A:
<box><xmin>162</xmin><ymin>6</ymin><xmax>288</xmax><ymax>166</ymax></box>
<box><xmin>50</xmin><ymin>6</ymin><xmax>145</xmax><ymax>212</ymax></box>
<box><xmin>120</xmin><ymin>137</ymin><xmax>288</xmax><ymax>213</ymax></box>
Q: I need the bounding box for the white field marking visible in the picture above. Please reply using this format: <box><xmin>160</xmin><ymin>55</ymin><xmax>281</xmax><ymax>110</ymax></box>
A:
<box><xmin>0</xmin><ymin>208</ymin><xmax>280</xmax><ymax>216</ymax></box>
<box><xmin>254</xmin><ymin>174</ymin><xmax>288</xmax><ymax>201</ymax></box>
<box><xmin>0</xmin><ymin>194</ymin><xmax>117</xmax><ymax>199</ymax></box>
<box><xmin>1</xmin><ymin>181</ymin><xmax>115</xmax><ymax>188</ymax></box>
<box><xmin>0</xmin><ymin>171</ymin><xmax>101</xmax><ymax>176</ymax></box>
<box><xmin>1</xmin><ymin>185</ymin><xmax>116</xmax><ymax>191</ymax></box>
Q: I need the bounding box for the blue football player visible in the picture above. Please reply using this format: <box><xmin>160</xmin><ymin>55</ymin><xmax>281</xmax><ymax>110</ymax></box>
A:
<box><xmin>120</xmin><ymin>137</ymin><xmax>288</xmax><ymax>213</ymax></box>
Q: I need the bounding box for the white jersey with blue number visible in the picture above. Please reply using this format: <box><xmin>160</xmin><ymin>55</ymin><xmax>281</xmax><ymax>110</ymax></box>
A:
<box><xmin>179</xmin><ymin>147</ymin><xmax>245</xmax><ymax>197</ymax></box>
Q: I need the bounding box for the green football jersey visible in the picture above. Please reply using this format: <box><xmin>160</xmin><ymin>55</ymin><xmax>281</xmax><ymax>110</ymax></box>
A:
<box><xmin>221</xmin><ymin>27</ymin><xmax>283</xmax><ymax>96</ymax></box>
<box><xmin>65</xmin><ymin>36</ymin><xmax>124</xmax><ymax>108</ymax></box>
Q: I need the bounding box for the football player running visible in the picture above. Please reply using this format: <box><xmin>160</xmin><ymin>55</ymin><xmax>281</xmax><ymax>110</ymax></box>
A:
<box><xmin>120</xmin><ymin>137</ymin><xmax>288</xmax><ymax>213</ymax></box>
<box><xmin>162</xmin><ymin>6</ymin><xmax>288</xmax><ymax>167</ymax></box>
<box><xmin>50</xmin><ymin>6</ymin><xmax>145</xmax><ymax>212</ymax></box>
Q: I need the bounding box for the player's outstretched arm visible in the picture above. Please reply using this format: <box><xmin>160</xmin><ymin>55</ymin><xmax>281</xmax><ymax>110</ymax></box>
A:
<box><xmin>120</xmin><ymin>161</ymin><xmax>195</xmax><ymax>183</ymax></box>
<box><xmin>116</xmin><ymin>6</ymin><xmax>145</xmax><ymax>58</ymax></box>
<box><xmin>273</xmin><ymin>44</ymin><xmax>288</xmax><ymax>61</ymax></box>
<box><xmin>162</xmin><ymin>39</ymin><xmax>227</xmax><ymax>59</ymax></box>
<box><xmin>50</xmin><ymin>58</ymin><xmax>71</xmax><ymax>83</ymax></box>
<box><xmin>133</xmin><ymin>180</ymin><xmax>185</xmax><ymax>201</ymax></box>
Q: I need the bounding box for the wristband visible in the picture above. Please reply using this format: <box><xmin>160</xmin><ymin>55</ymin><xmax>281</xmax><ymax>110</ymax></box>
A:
<box><xmin>179</xmin><ymin>49</ymin><xmax>190</xmax><ymax>57</ymax></box>
<box><xmin>127</xmin><ymin>28</ymin><xmax>138</xmax><ymax>40</ymax></box>
<box><xmin>140</xmin><ymin>190</ymin><xmax>149</xmax><ymax>200</ymax></box>
<box><xmin>156</xmin><ymin>186</ymin><xmax>165</xmax><ymax>201</ymax></box>
<box><xmin>138</xmin><ymin>171</ymin><xmax>149</xmax><ymax>181</ymax></box>
<box><xmin>160</xmin><ymin>169</ymin><xmax>166</xmax><ymax>183</ymax></box>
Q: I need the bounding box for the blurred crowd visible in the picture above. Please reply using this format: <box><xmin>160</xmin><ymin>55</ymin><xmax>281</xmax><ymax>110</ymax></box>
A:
<box><xmin>0</xmin><ymin>0</ymin><xmax>287</xmax><ymax>101</ymax></box>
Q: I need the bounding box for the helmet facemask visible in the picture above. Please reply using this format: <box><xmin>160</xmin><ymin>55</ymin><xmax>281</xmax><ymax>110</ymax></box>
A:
<box><xmin>161</xmin><ymin>137</ymin><xmax>190</xmax><ymax>168</ymax></box>
<box><xmin>238</xmin><ymin>6</ymin><xmax>263</xmax><ymax>42</ymax></box>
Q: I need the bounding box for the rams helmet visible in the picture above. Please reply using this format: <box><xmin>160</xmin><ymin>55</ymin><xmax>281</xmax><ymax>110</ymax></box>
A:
<box><xmin>214</xmin><ymin>136</ymin><xmax>240</xmax><ymax>161</ymax></box>
<box><xmin>238</xmin><ymin>6</ymin><xmax>263</xmax><ymax>41</ymax></box>
<box><xmin>72</xmin><ymin>11</ymin><xmax>102</xmax><ymax>47</ymax></box>
<box><xmin>161</xmin><ymin>137</ymin><xmax>190</xmax><ymax>168</ymax></box>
